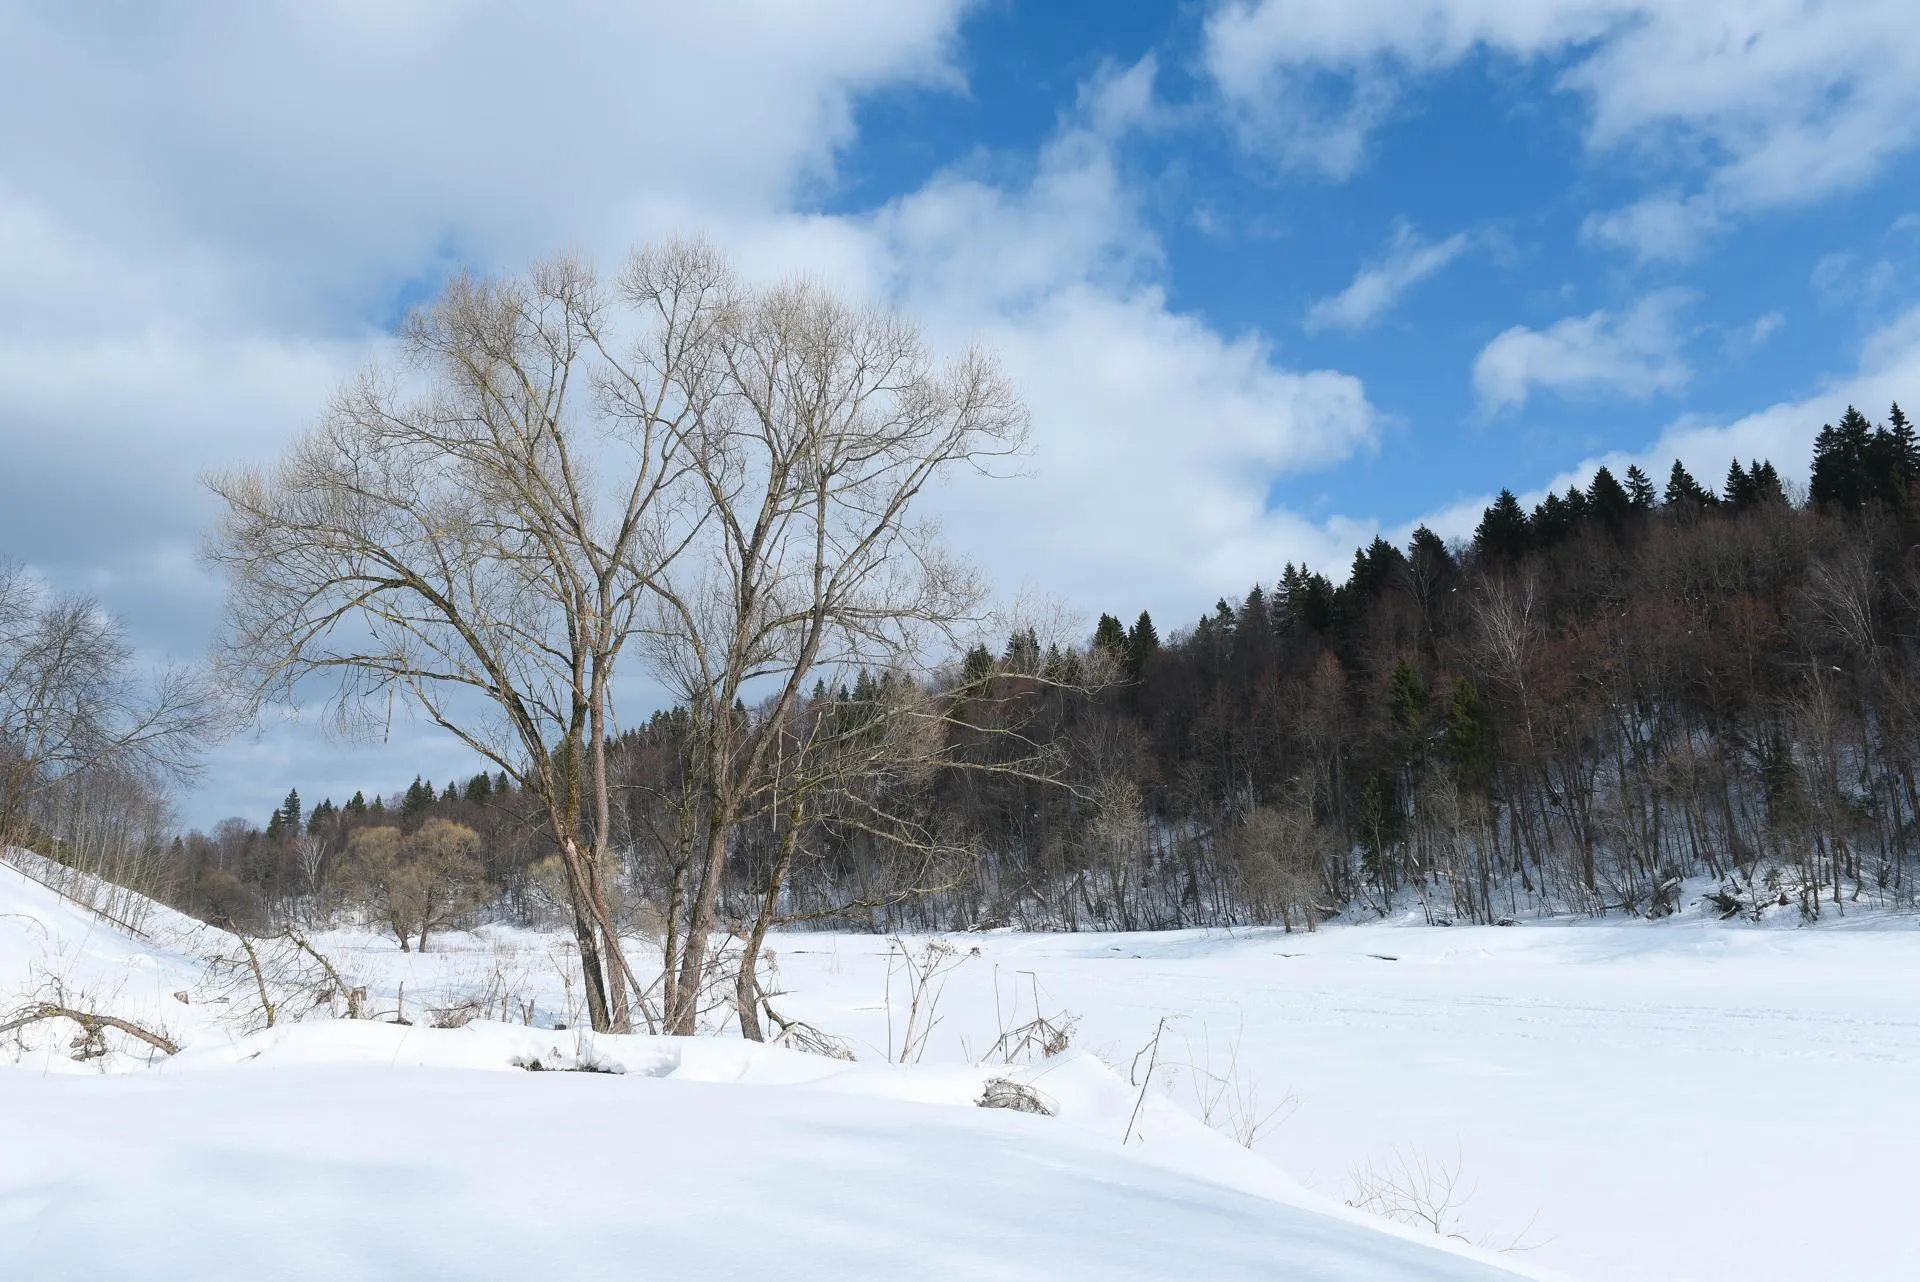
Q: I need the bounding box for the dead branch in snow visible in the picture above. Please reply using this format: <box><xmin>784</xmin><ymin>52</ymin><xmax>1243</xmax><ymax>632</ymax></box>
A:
<box><xmin>0</xmin><ymin>1001</ymin><xmax>180</xmax><ymax>1059</ymax></box>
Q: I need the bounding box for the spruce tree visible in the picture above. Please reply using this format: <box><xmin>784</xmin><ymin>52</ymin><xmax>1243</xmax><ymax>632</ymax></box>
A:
<box><xmin>1406</xmin><ymin>525</ymin><xmax>1453</xmax><ymax>577</ymax></box>
<box><xmin>1812</xmin><ymin>406</ymin><xmax>1875</xmax><ymax>509</ymax></box>
<box><xmin>402</xmin><ymin>777</ymin><xmax>433</xmax><ymax>817</ymax></box>
<box><xmin>961</xmin><ymin>643</ymin><xmax>995</xmax><ymax>684</ymax></box>
<box><xmin>1890</xmin><ymin>402</ymin><xmax>1919</xmax><ymax>474</ymax></box>
<box><xmin>1442</xmin><ymin>678</ymin><xmax>1494</xmax><ymax>797</ymax></box>
<box><xmin>1124</xmin><ymin>611</ymin><xmax>1159</xmax><ymax>680</ymax></box>
<box><xmin>1472</xmin><ymin>489</ymin><xmax>1531</xmax><ymax>563</ymax></box>
<box><xmin>307</xmin><ymin>799</ymin><xmax>335</xmax><ymax>835</ymax></box>
<box><xmin>1723</xmin><ymin>459</ymin><xmax>1754</xmax><ymax>510</ymax></box>
<box><xmin>1664</xmin><ymin>460</ymin><xmax>1716</xmax><ymax>516</ymax></box>
<box><xmin>1749</xmin><ymin>459</ymin><xmax>1787</xmax><ymax>506</ymax></box>
<box><xmin>1388</xmin><ymin>659</ymin><xmax>1428</xmax><ymax>760</ymax></box>
<box><xmin>1587</xmin><ymin>466</ymin><xmax>1632</xmax><ymax>530</ymax></box>
<box><xmin>1623</xmin><ymin>464</ymin><xmax>1657</xmax><ymax>511</ymax></box>
<box><xmin>1092</xmin><ymin>613</ymin><xmax>1128</xmax><ymax>658</ymax></box>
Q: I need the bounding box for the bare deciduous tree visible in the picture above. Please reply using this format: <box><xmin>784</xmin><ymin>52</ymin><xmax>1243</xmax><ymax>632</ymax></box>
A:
<box><xmin>345</xmin><ymin>819</ymin><xmax>487</xmax><ymax>952</ymax></box>
<box><xmin>205</xmin><ymin>253</ymin><xmax>722</xmax><ymax>1031</ymax></box>
<box><xmin>628</xmin><ymin>253</ymin><xmax>1030</xmax><ymax>1034</ymax></box>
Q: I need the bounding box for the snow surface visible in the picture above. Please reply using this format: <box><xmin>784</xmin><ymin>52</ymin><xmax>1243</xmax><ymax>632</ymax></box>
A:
<box><xmin>0</xmin><ymin>858</ymin><xmax>1545</xmax><ymax>1282</ymax></box>
<box><xmin>9</xmin><ymin>854</ymin><xmax>1920</xmax><ymax>1281</ymax></box>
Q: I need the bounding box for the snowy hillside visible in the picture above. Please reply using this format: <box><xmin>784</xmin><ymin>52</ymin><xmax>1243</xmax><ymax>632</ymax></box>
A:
<box><xmin>0</xmin><ymin>858</ymin><xmax>1546</xmax><ymax>1282</ymax></box>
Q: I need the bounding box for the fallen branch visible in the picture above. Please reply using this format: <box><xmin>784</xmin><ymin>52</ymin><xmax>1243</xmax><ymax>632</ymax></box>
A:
<box><xmin>0</xmin><ymin>1002</ymin><xmax>180</xmax><ymax>1058</ymax></box>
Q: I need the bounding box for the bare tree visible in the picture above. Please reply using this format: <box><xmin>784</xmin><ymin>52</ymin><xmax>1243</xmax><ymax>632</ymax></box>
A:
<box><xmin>630</xmin><ymin>251</ymin><xmax>1030</xmax><ymax>1034</ymax></box>
<box><xmin>205</xmin><ymin>252</ymin><xmax>722</xmax><ymax>1031</ymax></box>
<box><xmin>0</xmin><ymin>559</ymin><xmax>216</xmax><ymax>872</ymax></box>
<box><xmin>345</xmin><ymin>819</ymin><xmax>487</xmax><ymax>952</ymax></box>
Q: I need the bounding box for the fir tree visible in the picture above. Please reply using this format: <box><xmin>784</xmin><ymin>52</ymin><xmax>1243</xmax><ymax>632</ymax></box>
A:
<box><xmin>1091</xmin><ymin>613</ymin><xmax>1128</xmax><ymax>658</ymax></box>
<box><xmin>1441</xmin><ymin>678</ymin><xmax>1494</xmax><ymax>797</ymax></box>
<box><xmin>1623</xmin><ymin>464</ymin><xmax>1657</xmax><ymax>511</ymax></box>
<box><xmin>1587</xmin><ymin>466</ymin><xmax>1632</xmax><ymax>531</ymax></box>
<box><xmin>1811</xmin><ymin>406</ymin><xmax>1875</xmax><ymax>509</ymax></box>
<box><xmin>1473</xmin><ymin>489</ymin><xmax>1531</xmax><ymax>563</ymax></box>
<box><xmin>401</xmin><ymin>776</ymin><xmax>433</xmax><ymax>817</ymax></box>
<box><xmin>1723</xmin><ymin>459</ymin><xmax>1755</xmax><ymax>510</ymax></box>
<box><xmin>307</xmin><ymin>798</ymin><xmax>335</xmax><ymax>835</ymax></box>
<box><xmin>1664</xmin><ymin>460</ymin><xmax>1716</xmax><ymax>516</ymax></box>
<box><xmin>1388</xmin><ymin>659</ymin><xmax>1428</xmax><ymax>761</ymax></box>
<box><xmin>1002</xmin><ymin>628</ymin><xmax>1040</xmax><ymax>673</ymax></box>
<box><xmin>1889</xmin><ymin>402</ymin><xmax>1919</xmax><ymax>474</ymax></box>
<box><xmin>961</xmin><ymin>644</ymin><xmax>995</xmax><ymax>684</ymax></box>
<box><xmin>1124</xmin><ymin>611</ymin><xmax>1159</xmax><ymax>680</ymax></box>
<box><xmin>1406</xmin><ymin>525</ymin><xmax>1453</xmax><ymax>578</ymax></box>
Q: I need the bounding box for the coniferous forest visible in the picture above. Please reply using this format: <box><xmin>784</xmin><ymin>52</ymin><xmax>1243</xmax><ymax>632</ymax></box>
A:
<box><xmin>165</xmin><ymin>402</ymin><xmax>1920</xmax><ymax>935</ymax></box>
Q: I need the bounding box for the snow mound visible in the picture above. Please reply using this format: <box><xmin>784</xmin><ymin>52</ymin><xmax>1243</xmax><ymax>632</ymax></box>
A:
<box><xmin>0</xmin><ymin>856</ymin><xmax>1550</xmax><ymax>1281</ymax></box>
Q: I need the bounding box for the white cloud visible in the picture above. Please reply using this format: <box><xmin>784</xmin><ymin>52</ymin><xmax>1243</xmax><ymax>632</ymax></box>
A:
<box><xmin>1729</xmin><ymin>309</ymin><xmax>1786</xmax><ymax>355</ymax></box>
<box><xmin>836</xmin><ymin>65</ymin><xmax>1381</xmax><ymax>622</ymax></box>
<box><xmin>1473</xmin><ymin>290</ymin><xmax>1694</xmax><ymax>412</ymax></box>
<box><xmin>0</xmin><ymin>9</ymin><xmax>1388</xmax><ymax>820</ymax></box>
<box><xmin>1305</xmin><ymin>222</ymin><xmax>1469</xmax><ymax>331</ymax></box>
<box><xmin>1417</xmin><ymin>303</ymin><xmax>1920</xmax><ymax>545</ymax></box>
<box><xmin>1205</xmin><ymin>1</ymin><xmax>1920</xmax><ymax>254</ymax></box>
<box><xmin>1580</xmin><ymin>192</ymin><xmax>1721</xmax><ymax>262</ymax></box>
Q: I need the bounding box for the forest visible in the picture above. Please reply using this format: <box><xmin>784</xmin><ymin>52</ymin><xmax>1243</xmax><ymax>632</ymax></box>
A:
<box><xmin>149</xmin><ymin>402</ymin><xmax>1920</xmax><ymax>939</ymax></box>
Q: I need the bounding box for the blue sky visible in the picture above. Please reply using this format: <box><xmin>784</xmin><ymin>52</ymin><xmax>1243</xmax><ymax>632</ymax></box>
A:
<box><xmin>3</xmin><ymin>0</ymin><xmax>1918</xmax><ymax>825</ymax></box>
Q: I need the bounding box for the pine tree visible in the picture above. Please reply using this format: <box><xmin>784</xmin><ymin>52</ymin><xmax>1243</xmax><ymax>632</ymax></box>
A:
<box><xmin>1472</xmin><ymin>489</ymin><xmax>1531</xmax><ymax>563</ymax></box>
<box><xmin>1442</xmin><ymin>678</ymin><xmax>1494</xmax><ymax>797</ymax></box>
<box><xmin>1723</xmin><ymin>459</ymin><xmax>1755</xmax><ymax>510</ymax></box>
<box><xmin>1406</xmin><ymin>525</ymin><xmax>1453</xmax><ymax>577</ymax></box>
<box><xmin>1530</xmin><ymin>492</ymin><xmax>1572</xmax><ymax>547</ymax></box>
<box><xmin>1002</xmin><ymin>628</ymin><xmax>1040</xmax><ymax>673</ymax></box>
<box><xmin>1124</xmin><ymin>611</ymin><xmax>1159</xmax><ymax>680</ymax></box>
<box><xmin>1091</xmin><ymin>613</ymin><xmax>1128</xmax><ymax>658</ymax></box>
<box><xmin>1234</xmin><ymin>586</ymin><xmax>1272</xmax><ymax>671</ymax></box>
<box><xmin>961</xmin><ymin>643</ymin><xmax>995</xmax><ymax>684</ymax></box>
<box><xmin>1664</xmin><ymin>460</ymin><xmax>1716</xmax><ymax>516</ymax></box>
<box><xmin>347</xmin><ymin>790</ymin><xmax>367</xmax><ymax>816</ymax></box>
<box><xmin>307</xmin><ymin>799</ymin><xmax>335</xmax><ymax>835</ymax></box>
<box><xmin>1890</xmin><ymin>402</ymin><xmax>1920</xmax><ymax>474</ymax></box>
<box><xmin>463</xmin><ymin>772</ymin><xmax>494</xmax><ymax>805</ymax></box>
<box><xmin>1623</xmin><ymin>464</ymin><xmax>1657</xmax><ymax>511</ymax></box>
<box><xmin>1587</xmin><ymin>466</ymin><xmax>1632</xmax><ymax>530</ymax></box>
<box><xmin>1811</xmin><ymin>406</ymin><xmax>1875</xmax><ymax>509</ymax></box>
<box><xmin>401</xmin><ymin>777</ymin><xmax>433</xmax><ymax>817</ymax></box>
<box><xmin>1388</xmin><ymin>659</ymin><xmax>1428</xmax><ymax>760</ymax></box>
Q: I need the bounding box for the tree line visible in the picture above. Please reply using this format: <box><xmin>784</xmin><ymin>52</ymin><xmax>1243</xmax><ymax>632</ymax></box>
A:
<box><xmin>13</xmin><ymin>233</ymin><xmax>1919</xmax><ymax>1038</ymax></box>
<box><xmin>167</xmin><ymin>401</ymin><xmax>1920</xmax><ymax>960</ymax></box>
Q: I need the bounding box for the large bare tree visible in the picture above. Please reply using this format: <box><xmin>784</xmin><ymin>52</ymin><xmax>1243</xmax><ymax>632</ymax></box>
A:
<box><xmin>631</xmin><ymin>254</ymin><xmax>1030</xmax><ymax>1034</ymax></box>
<box><xmin>205</xmin><ymin>253</ymin><xmax>724</xmax><ymax>1032</ymax></box>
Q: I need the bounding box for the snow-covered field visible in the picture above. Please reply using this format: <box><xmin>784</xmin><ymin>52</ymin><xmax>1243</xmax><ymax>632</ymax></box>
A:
<box><xmin>6</xmin><ymin>853</ymin><xmax>1919</xmax><ymax>1281</ymax></box>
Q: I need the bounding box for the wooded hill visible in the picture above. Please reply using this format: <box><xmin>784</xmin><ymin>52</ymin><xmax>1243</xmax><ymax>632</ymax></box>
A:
<box><xmin>172</xmin><ymin>402</ymin><xmax>1920</xmax><ymax>934</ymax></box>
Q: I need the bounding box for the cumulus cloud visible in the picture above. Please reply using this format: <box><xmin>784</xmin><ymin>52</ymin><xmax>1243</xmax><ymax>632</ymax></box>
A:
<box><xmin>1415</xmin><ymin>304</ymin><xmax>1920</xmax><ymax>546</ymax></box>
<box><xmin>1204</xmin><ymin>0</ymin><xmax>1920</xmax><ymax>255</ymax></box>
<box><xmin>0</xmin><ymin>11</ymin><xmax>1387</xmax><ymax>822</ymax></box>
<box><xmin>1305</xmin><ymin>222</ymin><xmax>1469</xmax><ymax>332</ymax></box>
<box><xmin>1472</xmin><ymin>290</ymin><xmax>1695</xmax><ymax>412</ymax></box>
